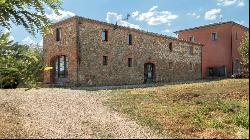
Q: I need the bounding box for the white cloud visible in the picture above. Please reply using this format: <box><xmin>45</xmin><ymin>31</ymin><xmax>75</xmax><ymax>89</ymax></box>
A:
<box><xmin>204</xmin><ymin>9</ymin><xmax>222</xmax><ymax>20</ymax></box>
<box><xmin>131</xmin><ymin>11</ymin><xmax>140</xmax><ymax>18</ymax></box>
<box><xmin>106</xmin><ymin>12</ymin><xmax>141</xmax><ymax>29</ymax></box>
<box><xmin>2</xmin><ymin>28</ymin><xmax>10</xmax><ymax>33</ymax></box>
<box><xmin>237</xmin><ymin>0</ymin><xmax>244</xmax><ymax>6</ymax></box>
<box><xmin>132</xmin><ymin>6</ymin><xmax>178</xmax><ymax>26</ymax></box>
<box><xmin>0</xmin><ymin>27</ymin><xmax>15</xmax><ymax>41</ymax></box>
<box><xmin>187</xmin><ymin>12</ymin><xmax>201</xmax><ymax>19</ymax></box>
<box><xmin>187</xmin><ymin>12</ymin><xmax>196</xmax><ymax>16</ymax></box>
<box><xmin>164</xmin><ymin>29</ymin><xmax>171</xmax><ymax>33</ymax></box>
<box><xmin>149</xmin><ymin>6</ymin><xmax>158</xmax><ymax>12</ymax></box>
<box><xmin>217</xmin><ymin>0</ymin><xmax>244</xmax><ymax>6</ymax></box>
<box><xmin>9</xmin><ymin>36</ymin><xmax>15</xmax><ymax>41</ymax></box>
<box><xmin>46</xmin><ymin>9</ymin><xmax>76</xmax><ymax>22</ymax></box>
<box><xmin>39</xmin><ymin>39</ymin><xmax>43</xmax><ymax>46</ymax></box>
<box><xmin>235</xmin><ymin>20</ymin><xmax>245</xmax><ymax>25</ymax></box>
<box><xmin>22</xmin><ymin>36</ymin><xmax>36</xmax><ymax>45</ymax></box>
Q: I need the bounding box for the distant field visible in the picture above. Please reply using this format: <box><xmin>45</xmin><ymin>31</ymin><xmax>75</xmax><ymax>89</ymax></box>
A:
<box><xmin>104</xmin><ymin>79</ymin><xmax>249</xmax><ymax>139</ymax></box>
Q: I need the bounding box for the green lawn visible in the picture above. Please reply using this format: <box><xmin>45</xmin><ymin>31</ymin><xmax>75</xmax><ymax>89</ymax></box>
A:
<box><xmin>103</xmin><ymin>79</ymin><xmax>249</xmax><ymax>139</ymax></box>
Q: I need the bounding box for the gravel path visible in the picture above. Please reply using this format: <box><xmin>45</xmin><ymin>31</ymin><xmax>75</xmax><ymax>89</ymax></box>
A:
<box><xmin>0</xmin><ymin>88</ymin><xmax>163</xmax><ymax>139</ymax></box>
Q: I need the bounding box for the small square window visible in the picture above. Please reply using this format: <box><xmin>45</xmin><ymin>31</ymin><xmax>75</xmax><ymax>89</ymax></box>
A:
<box><xmin>102</xmin><ymin>30</ymin><xmax>108</xmax><ymax>41</ymax></box>
<box><xmin>128</xmin><ymin>34</ymin><xmax>132</xmax><ymax>45</ymax></box>
<box><xmin>128</xmin><ymin>58</ymin><xmax>132</xmax><ymax>67</ymax></box>
<box><xmin>169</xmin><ymin>42</ymin><xmax>173</xmax><ymax>52</ymax></box>
<box><xmin>56</xmin><ymin>28</ymin><xmax>61</xmax><ymax>41</ymax></box>
<box><xmin>103</xmin><ymin>56</ymin><xmax>108</xmax><ymax>65</ymax></box>
<box><xmin>188</xmin><ymin>36</ymin><xmax>195</xmax><ymax>42</ymax></box>
<box><xmin>189</xmin><ymin>62</ymin><xmax>193</xmax><ymax>71</ymax></box>
<box><xmin>169</xmin><ymin>62</ymin><xmax>173</xmax><ymax>69</ymax></box>
<box><xmin>211</xmin><ymin>32</ymin><xmax>218</xmax><ymax>41</ymax></box>
<box><xmin>189</xmin><ymin>46</ymin><xmax>194</xmax><ymax>55</ymax></box>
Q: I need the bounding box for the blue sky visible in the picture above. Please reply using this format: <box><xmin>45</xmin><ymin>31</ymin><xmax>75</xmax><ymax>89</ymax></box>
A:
<box><xmin>2</xmin><ymin>0</ymin><xmax>249</xmax><ymax>46</ymax></box>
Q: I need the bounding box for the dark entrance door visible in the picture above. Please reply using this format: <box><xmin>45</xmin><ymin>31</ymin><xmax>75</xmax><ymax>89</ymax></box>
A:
<box><xmin>53</xmin><ymin>55</ymin><xmax>68</xmax><ymax>83</ymax></box>
<box><xmin>144</xmin><ymin>63</ymin><xmax>154</xmax><ymax>83</ymax></box>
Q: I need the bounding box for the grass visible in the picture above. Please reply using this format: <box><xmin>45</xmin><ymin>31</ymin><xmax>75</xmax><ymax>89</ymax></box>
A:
<box><xmin>103</xmin><ymin>79</ymin><xmax>249</xmax><ymax>139</ymax></box>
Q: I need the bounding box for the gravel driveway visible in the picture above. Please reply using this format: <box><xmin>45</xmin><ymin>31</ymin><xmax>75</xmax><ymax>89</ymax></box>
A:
<box><xmin>0</xmin><ymin>88</ymin><xmax>163</xmax><ymax>139</ymax></box>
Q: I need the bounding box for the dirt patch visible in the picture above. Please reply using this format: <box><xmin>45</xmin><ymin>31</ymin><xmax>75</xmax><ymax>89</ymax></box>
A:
<box><xmin>174</xmin><ymin>93</ymin><xmax>200</xmax><ymax>101</ymax></box>
<box><xmin>223</xmin><ymin>91</ymin><xmax>249</xmax><ymax>100</ymax></box>
<box><xmin>194</xmin><ymin>129</ymin><xmax>236</xmax><ymax>139</ymax></box>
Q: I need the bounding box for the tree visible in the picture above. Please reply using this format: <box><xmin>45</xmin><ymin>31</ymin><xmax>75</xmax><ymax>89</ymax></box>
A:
<box><xmin>0</xmin><ymin>0</ymin><xmax>62</xmax><ymax>36</ymax></box>
<box><xmin>0</xmin><ymin>32</ymin><xmax>43</xmax><ymax>88</ymax></box>
<box><xmin>239</xmin><ymin>32</ymin><xmax>249</xmax><ymax>65</ymax></box>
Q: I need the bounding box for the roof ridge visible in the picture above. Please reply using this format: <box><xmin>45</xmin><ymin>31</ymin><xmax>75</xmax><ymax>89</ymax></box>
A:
<box><xmin>175</xmin><ymin>21</ymin><xmax>249</xmax><ymax>33</ymax></box>
<box><xmin>51</xmin><ymin>15</ymin><xmax>203</xmax><ymax>46</ymax></box>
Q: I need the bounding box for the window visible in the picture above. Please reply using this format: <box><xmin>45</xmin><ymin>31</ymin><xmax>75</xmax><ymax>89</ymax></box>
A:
<box><xmin>103</xmin><ymin>56</ymin><xmax>108</xmax><ymax>65</ymax></box>
<box><xmin>189</xmin><ymin>62</ymin><xmax>193</xmax><ymax>71</ymax></box>
<box><xmin>211</xmin><ymin>32</ymin><xmax>218</xmax><ymax>41</ymax></box>
<box><xmin>54</xmin><ymin>55</ymin><xmax>68</xmax><ymax>78</ymax></box>
<box><xmin>128</xmin><ymin>58</ymin><xmax>132</xmax><ymax>67</ymax></box>
<box><xmin>128</xmin><ymin>34</ymin><xmax>132</xmax><ymax>45</ymax></box>
<box><xmin>102</xmin><ymin>30</ymin><xmax>108</xmax><ymax>41</ymax></box>
<box><xmin>236</xmin><ymin>32</ymin><xmax>238</xmax><ymax>40</ymax></box>
<box><xmin>169</xmin><ymin>42</ymin><xmax>173</xmax><ymax>52</ymax></box>
<box><xmin>56</xmin><ymin>28</ymin><xmax>61</xmax><ymax>41</ymax></box>
<box><xmin>189</xmin><ymin>46</ymin><xmax>194</xmax><ymax>55</ymax></box>
<box><xmin>169</xmin><ymin>62</ymin><xmax>173</xmax><ymax>69</ymax></box>
<box><xmin>188</xmin><ymin>36</ymin><xmax>195</xmax><ymax>42</ymax></box>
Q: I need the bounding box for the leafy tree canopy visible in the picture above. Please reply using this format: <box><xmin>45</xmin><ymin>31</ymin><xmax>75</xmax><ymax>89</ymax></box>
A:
<box><xmin>0</xmin><ymin>32</ymin><xmax>43</xmax><ymax>88</ymax></box>
<box><xmin>0</xmin><ymin>0</ymin><xmax>62</xmax><ymax>36</ymax></box>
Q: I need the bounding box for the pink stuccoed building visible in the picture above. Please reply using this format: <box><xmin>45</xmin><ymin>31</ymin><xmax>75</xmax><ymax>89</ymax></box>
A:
<box><xmin>175</xmin><ymin>21</ymin><xmax>249</xmax><ymax>79</ymax></box>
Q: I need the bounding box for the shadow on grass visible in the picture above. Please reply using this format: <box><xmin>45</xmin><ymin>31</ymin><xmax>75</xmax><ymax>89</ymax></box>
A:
<box><xmin>54</xmin><ymin>78</ymin><xmax>228</xmax><ymax>91</ymax></box>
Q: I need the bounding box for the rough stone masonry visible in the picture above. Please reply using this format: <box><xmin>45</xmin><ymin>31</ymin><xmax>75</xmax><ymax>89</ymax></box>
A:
<box><xmin>43</xmin><ymin>16</ymin><xmax>203</xmax><ymax>86</ymax></box>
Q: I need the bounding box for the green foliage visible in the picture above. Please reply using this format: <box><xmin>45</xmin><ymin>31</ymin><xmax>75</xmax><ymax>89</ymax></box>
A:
<box><xmin>239</xmin><ymin>32</ymin><xmax>249</xmax><ymax>65</ymax></box>
<box><xmin>0</xmin><ymin>0</ymin><xmax>62</xmax><ymax>36</ymax></box>
<box><xmin>208</xmin><ymin>118</ymin><xmax>223</xmax><ymax>129</ymax></box>
<box><xmin>0</xmin><ymin>32</ymin><xmax>43</xmax><ymax>88</ymax></box>
<box><xmin>234</xmin><ymin>111</ymin><xmax>249</xmax><ymax>129</ymax></box>
<box><xmin>191</xmin><ymin>114</ymin><xmax>202</xmax><ymax>124</ymax></box>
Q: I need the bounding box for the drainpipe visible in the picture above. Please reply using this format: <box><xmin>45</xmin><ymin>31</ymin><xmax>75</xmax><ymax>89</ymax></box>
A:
<box><xmin>76</xmin><ymin>16</ymin><xmax>80</xmax><ymax>86</ymax></box>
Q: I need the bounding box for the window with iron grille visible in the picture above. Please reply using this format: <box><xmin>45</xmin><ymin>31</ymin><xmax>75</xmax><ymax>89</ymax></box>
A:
<box><xmin>56</xmin><ymin>28</ymin><xmax>61</xmax><ymax>41</ymax></box>
<box><xmin>103</xmin><ymin>56</ymin><xmax>108</xmax><ymax>65</ymax></box>
<box><xmin>211</xmin><ymin>32</ymin><xmax>218</xmax><ymax>41</ymax></box>
<box><xmin>128</xmin><ymin>34</ymin><xmax>132</xmax><ymax>45</ymax></box>
<box><xmin>102</xmin><ymin>30</ymin><xmax>108</xmax><ymax>41</ymax></box>
<box><xmin>169</xmin><ymin>42</ymin><xmax>173</xmax><ymax>52</ymax></box>
<box><xmin>188</xmin><ymin>36</ymin><xmax>195</xmax><ymax>42</ymax></box>
<box><xmin>128</xmin><ymin>58</ymin><xmax>132</xmax><ymax>67</ymax></box>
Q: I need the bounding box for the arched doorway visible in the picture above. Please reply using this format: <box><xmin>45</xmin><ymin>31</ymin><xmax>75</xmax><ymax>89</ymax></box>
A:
<box><xmin>144</xmin><ymin>63</ymin><xmax>155</xmax><ymax>83</ymax></box>
<box><xmin>51</xmin><ymin>55</ymin><xmax>69</xmax><ymax>83</ymax></box>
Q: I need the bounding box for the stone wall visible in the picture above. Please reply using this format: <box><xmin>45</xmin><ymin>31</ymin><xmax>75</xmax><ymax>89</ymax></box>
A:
<box><xmin>43</xmin><ymin>16</ymin><xmax>202</xmax><ymax>86</ymax></box>
<box><xmin>77</xmin><ymin>18</ymin><xmax>202</xmax><ymax>86</ymax></box>
<box><xmin>43</xmin><ymin>17</ymin><xmax>78</xmax><ymax>83</ymax></box>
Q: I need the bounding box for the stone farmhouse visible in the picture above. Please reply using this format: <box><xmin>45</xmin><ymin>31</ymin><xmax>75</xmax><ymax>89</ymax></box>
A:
<box><xmin>43</xmin><ymin>16</ymin><xmax>203</xmax><ymax>86</ymax></box>
<box><xmin>175</xmin><ymin>21</ymin><xmax>249</xmax><ymax>79</ymax></box>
